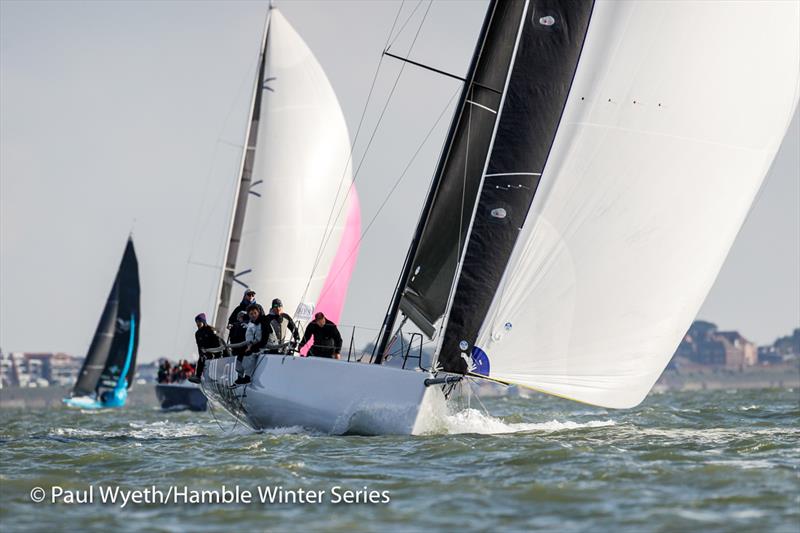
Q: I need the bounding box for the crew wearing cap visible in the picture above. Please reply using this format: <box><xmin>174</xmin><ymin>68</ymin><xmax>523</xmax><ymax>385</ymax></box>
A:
<box><xmin>226</xmin><ymin>288</ymin><xmax>264</xmax><ymax>329</ymax></box>
<box><xmin>299</xmin><ymin>312</ymin><xmax>343</xmax><ymax>359</ymax></box>
<box><xmin>263</xmin><ymin>298</ymin><xmax>299</xmax><ymax>353</ymax></box>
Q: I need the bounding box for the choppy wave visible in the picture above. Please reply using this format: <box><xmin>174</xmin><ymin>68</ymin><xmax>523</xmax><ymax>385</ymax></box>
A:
<box><xmin>50</xmin><ymin>420</ymin><xmax>208</xmax><ymax>440</ymax></box>
<box><xmin>2</xmin><ymin>387</ymin><xmax>797</xmax><ymax>533</ymax></box>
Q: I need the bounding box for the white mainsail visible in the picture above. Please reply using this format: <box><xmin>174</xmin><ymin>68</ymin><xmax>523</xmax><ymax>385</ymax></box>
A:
<box><xmin>221</xmin><ymin>8</ymin><xmax>355</xmax><ymax>323</ymax></box>
<box><xmin>202</xmin><ymin>7</ymin><xmax>434</xmax><ymax>437</ymax></box>
<box><xmin>473</xmin><ymin>1</ymin><xmax>800</xmax><ymax>408</ymax></box>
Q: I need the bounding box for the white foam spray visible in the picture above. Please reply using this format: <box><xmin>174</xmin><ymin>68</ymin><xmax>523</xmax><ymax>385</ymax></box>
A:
<box><xmin>413</xmin><ymin>387</ymin><xmax>614</xmax><ymax>435</ymax></box>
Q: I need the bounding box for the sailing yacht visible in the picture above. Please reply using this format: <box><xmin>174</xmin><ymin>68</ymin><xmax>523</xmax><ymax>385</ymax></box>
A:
<box><xmin>202</xmin><ymin>1</ymin><xmax>799</xmax><ymax>434</ymax></box>
<box><xmin>64</xmin><ymin>237</ymin><xmax>140</xmax><ymax>409</ymax></box>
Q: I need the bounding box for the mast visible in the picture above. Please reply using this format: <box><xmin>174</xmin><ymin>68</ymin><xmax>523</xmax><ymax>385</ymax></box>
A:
<box><xmin>374</xmin><ymin>0</ymin><xmax>519</xmax><ymax>363</ymax></box>
<box><xmin>213</xmin><ymin>8</ymin><xmax>272</xmax><ymax>332</ymax></box>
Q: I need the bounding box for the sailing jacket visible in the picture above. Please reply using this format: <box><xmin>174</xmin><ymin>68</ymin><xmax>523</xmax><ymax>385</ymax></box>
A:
<box><xmin>245</xmin><ymin>321</ymin><xmax>262</xmax><ymax>347</ymax></box>
<box><xmin>228</xmin><ymin>321</ymin><xmax>249</xmax><ymax>356</ymax></box>
<box><xmin>300</xmin><ymin>321</ymin><xmax>343</xmax><ymax>358</ymax></box>
<box><xmin>228</xmin><ymin>301</ymin><xmax>265</xmax><ymax>327</ymax></box>
<box><xmin>267</xmin><ymin>312</ymin><xmax>300</xmax><ymax>348</ymax></box>
<box><xmin>248</xmin><ymin>313</ymin><xmax>299</xmax><ymax>353</ymax></box>
<box><xmin>195</xmin><ymin>325</ymin><xmax>223</xmax><ymax>357</ymax></box>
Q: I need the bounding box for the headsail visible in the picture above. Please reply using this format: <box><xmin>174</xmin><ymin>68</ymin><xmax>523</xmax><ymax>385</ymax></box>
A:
<box><xmin>214</xmin><ymin>8</ymin><xmax>357</xmax><ymax>329</ymax></box>
<box><xmin>442</xmin><ymin>0</ymin><xmax>799</xmax><ymax>408</ymax></box>
<box><xmin>73</xmin><ymin>237</ymin><xmax>140</xmax><ymax>396</ymax></box>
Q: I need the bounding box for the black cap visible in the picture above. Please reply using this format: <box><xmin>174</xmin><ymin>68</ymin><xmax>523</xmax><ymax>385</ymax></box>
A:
<box><xmin>271</xmin><ymin>298</ymin><xmax>283</xmax><ymax>308</ymax></box>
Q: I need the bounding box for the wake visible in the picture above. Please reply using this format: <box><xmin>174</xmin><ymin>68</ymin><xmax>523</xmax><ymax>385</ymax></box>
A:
<box><xmin>415</xmin><ymin>393</ymin><xmax>615</xmax><ymax>435</ymax></box>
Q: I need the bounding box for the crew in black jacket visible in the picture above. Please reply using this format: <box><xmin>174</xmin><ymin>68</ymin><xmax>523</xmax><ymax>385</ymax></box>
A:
<box><xmin>226</xmin><ymin>289</ymin><xmax>264</xmax><ymax>329</ymax></box>
<box><xmin>300</xmin><ymin>312</ymin><xmax>343</xmax><ymax>359</ymax></box>
<box><xmin>228</xmin><ymin>311</ymin><xmax>249</xmax><ymax>356</ymax></box>
<box><xmin>188</xmin><ymin>313</ymin><xmax>223</xmax><ymax>383</ymax></box>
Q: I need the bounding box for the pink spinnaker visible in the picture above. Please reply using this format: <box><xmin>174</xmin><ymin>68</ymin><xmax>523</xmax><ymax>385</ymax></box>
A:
<box><xmin>300</xmin><ymin>186</ymin><xmax>361</xmax><ymax>355</ymax></box>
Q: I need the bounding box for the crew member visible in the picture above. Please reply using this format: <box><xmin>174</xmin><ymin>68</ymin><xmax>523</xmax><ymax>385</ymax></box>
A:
<box><xmin>300</xmin><ymin>312</ymin><xmax>343</xmax><ymax>359</ymax></box>
<box><xmin>227</xmin><ymin>289</ymin><xmax>264</xmax><ymax>329</ymax></box>
<box><xmin>265</xmin><ymin>298</ymin><xmax>299</xmax><ymax>353</ymax></box>
<box><xmin>234</xmin><ymin>305</ymin><xmax>268</xmax><ymax>385</ymax></box>
<box><xmin>188</xmin><ymin>313</ymin><xmax>224</xmax><ymax>383</ymax></box>
<box><xmin>228</xmin><ymin>311</ymin><xmax>249</xmax><ymax>356</ymax></box>
<box><xmin>246</xmin><ymin>304</ymin><xmax>271</xmax><ymax>354</ymax></box>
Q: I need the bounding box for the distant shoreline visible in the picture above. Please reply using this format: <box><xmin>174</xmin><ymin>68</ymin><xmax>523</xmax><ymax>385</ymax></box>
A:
<box><xmin>2</xmin><ymin>364</ymin><xmax>798</xmax><ymax>409</ymax></box>
<box><xmin>653</xmin><ymin>363</ymin><xmax>799</xmax><ymax>392</ymax></box>
<box><xmin>0</xmin><ymin>385</ymin><xmax>159</xmax><ymax>409</ymax></box>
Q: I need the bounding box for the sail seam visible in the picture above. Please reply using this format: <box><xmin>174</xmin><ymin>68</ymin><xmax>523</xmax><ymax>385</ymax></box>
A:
<box><xmin>485</xmin><ymin>172</ymin><xmax>541</xmax><ymax>177</ymax></box>
<box><xmin>466</xmin><ymin>100</ymin><xmax>497</xmax><ymax>114</ymax></box>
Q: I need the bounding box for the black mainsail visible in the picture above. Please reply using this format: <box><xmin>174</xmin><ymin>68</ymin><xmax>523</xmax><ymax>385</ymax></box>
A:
<box><xmin>72</xmin><ymin>237</ymin><xmax>140</xmax><ymax>398</ymax></box>
<box><xmin>376</xmin><ymin>0</ymin><xmax>594</xmax><ymax>370</ymax></box>
<box><xmin>375</xmin><ymin>0</ymin><xmax>526</xmax><ymax>360</ymax></box>
<box><xmin>439</xmin><ymin>0</ymin><xmax>594</xmax><ymax>373</ymax></box>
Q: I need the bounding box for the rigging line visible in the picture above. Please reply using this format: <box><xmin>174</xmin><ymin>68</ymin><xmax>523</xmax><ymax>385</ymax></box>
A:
<box><xmin>302</xmin><ymin>4</ymin><xmax>422</xmax><ymax>306</ymax></box>
<box><xmin>313</xmin><ymin>85</ymin><xmax>461</xmax><ymax>306</ymax></box>
<box><xmin>430</xmin><ymin>85</ymin><xmax>474</xmax><ymax>368</ymax></box>
<box><xmin>377</xmin><ymin>0</ymin><xmax>503</xmax><ymax>365</ymax></box>
<box><xmin>172</xmin><ymin>52</ymin><xmax>260</xmax><ymax>354</ymax></box>
<box><xmin>201</xmin><ymin>382</ymin><xmax>229</xmax><ymax>433</ymax></box>
<box><xmin>467</xmin><ymin>376</ymin><xmax>492</xmax><ymax>417</ymax></box>
<box><xmin>303</xmin><ymin>0</ymin><xmax>434</xmax><ymax>302</ymax></box>
<box><xmin>386</xmin><ymin>0</ymin><xmax>425</xmax><ymax>50</ymax></box>
<box><xmin>300</xmin><ymin>0</ymin><xmax>407</xmax><ymax>303</ymax></box>
<box><xmin>459</xmin><ymin>89</ymin><xmax>473</xmax><ymax>261</ymax></box>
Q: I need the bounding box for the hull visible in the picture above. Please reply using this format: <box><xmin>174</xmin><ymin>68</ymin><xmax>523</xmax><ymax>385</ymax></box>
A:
<box><xmin>63</xmin><ymin>387</ymin><xmax>127</xmax><ymax>409</ymax></box>
<box><xmin>155</xmin><ymin>383</ymin><xmax>208</xmax><ymax>412</ymax></box>
<box><xmin>202</xmin><ymin>355</ymin><xmax>435</xmax><ymax>435</ymax></box>
<box><xmin>63</xmin><ymin>396</ymin><xmax>106</xmax><ymax>409</ymax></box>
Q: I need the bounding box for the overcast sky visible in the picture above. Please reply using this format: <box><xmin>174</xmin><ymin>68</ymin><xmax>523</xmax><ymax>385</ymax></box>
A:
<box><xmin>1</xmin><ymin>0</ymin><xmax>798</xmax><ymax>363</ymax></box>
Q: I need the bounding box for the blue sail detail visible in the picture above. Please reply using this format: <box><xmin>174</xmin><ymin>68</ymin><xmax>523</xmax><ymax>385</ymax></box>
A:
<box><xmin>102</xmin><ymin>314</ymin><xmax>136</xmax><ymax>407</ymax></box>
<box><xmin>471</xmin><ymin>346</ymin><xmax>491</xmax><ymax>376</ymax></box>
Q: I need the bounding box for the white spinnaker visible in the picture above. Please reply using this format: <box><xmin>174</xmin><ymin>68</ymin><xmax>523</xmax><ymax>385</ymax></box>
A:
<box><xmin>474</xmin><ymin>1</ymin><xmax>800</xmax><ymax>408</ymax></box>
<box><xmin>230</xmin><ymin>9</ymin><xmax>353</xmax><ymax>317</ymax></box>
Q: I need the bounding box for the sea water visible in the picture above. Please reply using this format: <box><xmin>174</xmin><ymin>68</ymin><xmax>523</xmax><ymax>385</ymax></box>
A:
<box><xmin>0</xmin><ymin>388</ymin><xmax>797</xmax><ymax>532</ymax></box>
